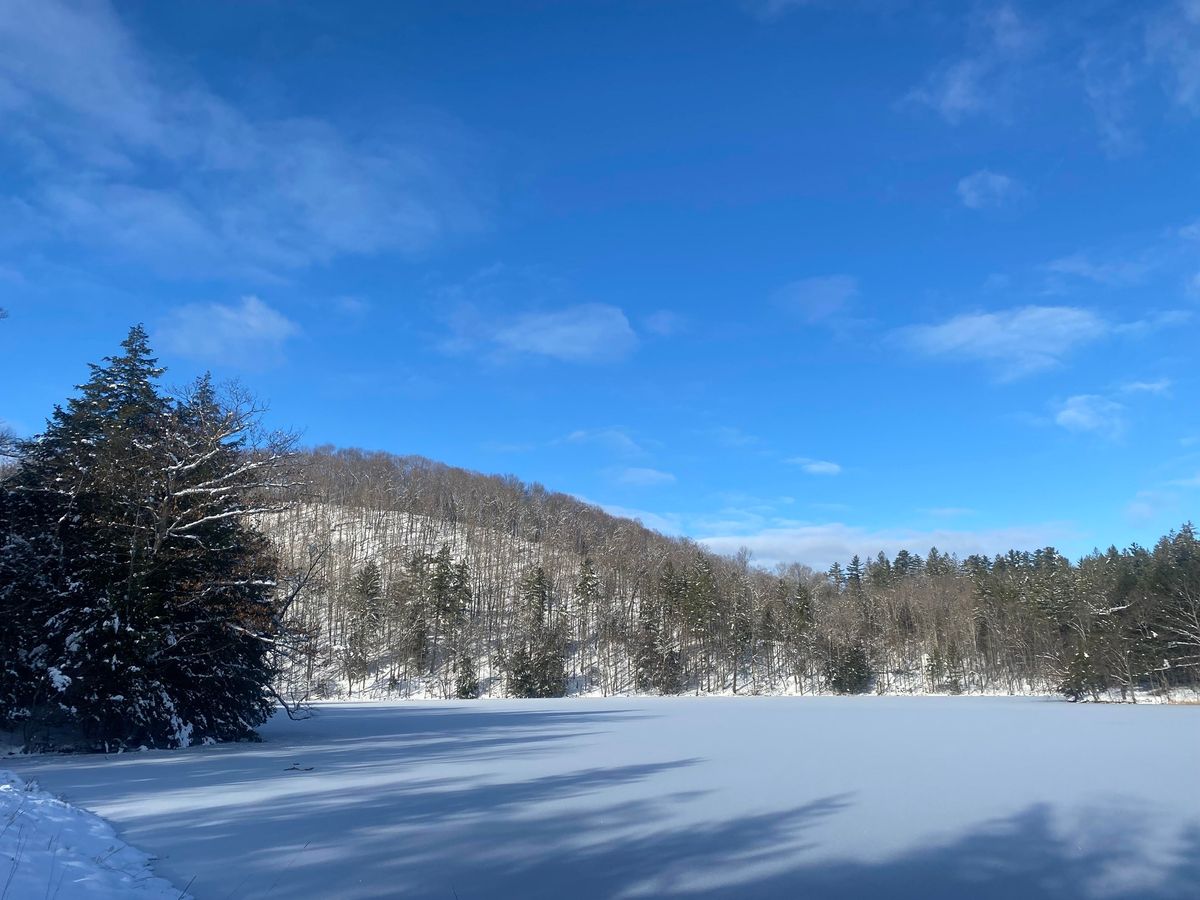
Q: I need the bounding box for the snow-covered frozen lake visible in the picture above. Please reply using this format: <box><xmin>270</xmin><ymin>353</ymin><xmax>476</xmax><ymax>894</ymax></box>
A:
<box><xmin>10</xmin><ymin>696</ymin><xmax>1200</xmax><ymax>899</ymax></box>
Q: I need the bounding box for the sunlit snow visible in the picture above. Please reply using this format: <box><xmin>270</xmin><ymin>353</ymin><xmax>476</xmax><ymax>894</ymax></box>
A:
<box><xmin>8</xmin><ymin>696</ymin><xmax>1200</xmax><ymax>899</ymax></box>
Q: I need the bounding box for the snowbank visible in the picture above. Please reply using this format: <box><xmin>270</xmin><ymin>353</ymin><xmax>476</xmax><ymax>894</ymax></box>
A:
<box><xmin>0</xmin><ymin>769</ymin><xmax>187</xmax><ymax>899</ymax></box>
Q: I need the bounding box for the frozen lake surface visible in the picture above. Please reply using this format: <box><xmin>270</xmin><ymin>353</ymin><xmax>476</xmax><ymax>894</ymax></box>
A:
<box><xmin>10</xmin><ymin>696</ymin><xmax>1200</xmax><ymax>899</ymax></box>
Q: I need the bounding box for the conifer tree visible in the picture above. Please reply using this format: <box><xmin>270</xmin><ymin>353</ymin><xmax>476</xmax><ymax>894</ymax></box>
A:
<box><xmin>0</xmin><ymin>327</ymin><xmax>299</xmax><ymax>748</ymax></box>
<box><xmin>506</xmin><ymin>565</ymin><xmax>567</xmax><ymax>697</ymax></box>
<box><xmin>345</xmin><ymin>561</ymin><xmax>384</xmax><ymax>689</ymax></box>
<box><xmin>455</xmin><ymin>652</ymin><xmax>480</xmax><ymax>699</ymax></box>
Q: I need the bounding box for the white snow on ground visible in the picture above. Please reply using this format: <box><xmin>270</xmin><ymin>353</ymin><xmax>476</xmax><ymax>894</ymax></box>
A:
<box><xmin>8</xmin><ymin>696</ymin><xmax>1200</xmax><ymax>899</ymax></box>
<box><xmin>0</xmin><ymin>769</ymin><xmax>187</xmax><ymax>899</ymax></box>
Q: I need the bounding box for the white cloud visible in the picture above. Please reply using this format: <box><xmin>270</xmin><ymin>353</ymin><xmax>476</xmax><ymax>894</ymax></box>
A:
<box><xmin>158</xmin><ymin>296</ymin><xmax>300</xmax><ymax>367</ymax></box>
<box><xmin>772</xmin><ymin>275</ymin><xmax>858</xmax><ymax>324</ymax></box>
<box><xmin>898</xmin><ymin>305</ymin><xmax>1109</xmax><ymax>380</ymax></box>
<box><xmin>920</xmin><ymin>507</ymin><xmax>977</xmax><ymax>518</ymax></box>
<box><xmin>492</xmin><ymin>304</ymin><xmax>637</xmax><ymax>363</ymax></box>
<box><xmin>786</xmin><ymin>457</ymin><xmax>842</xmax><ymax>475</ymax></box>
<box><xmin>1120</xmin><ymin>378</ymin><xmax>1171</xmax><ymax>395</ymax></box>
<box><xmin>1054</xmin><ymin>394</ymin><xmax>1126</xmax><ymax>438</ymax></box>
<box><xmin>0</xmin><ymin>0</ymin><xmax>480</xmax><ymax>276</ymax></box>
<box><xmin>563</xmin><ymin>428</ymin><xmax>646</xmax><ymax>456</ymax></box>
<box><xmin>707</xmin><ymin>426</ymin><xmax>762</xmax><ymax>448</ymax></box>
<box><xmin>577</xmin><ymin>498</ymin><xmax>683</xmax><ymax>536</ymax></box>
<box><xmin>333</xmin><ymin>297</ymin><xmax>371</xmax><ymax>318</ymax></box>
<box><xmin>908</xmin><ymin>59</ymin><xmax>991</xmax><ymax>122</ymax></box>
<box><xmin>613</xmin><ymin>467</ymin><xmax>676</xmax><ymax>487</ymax></box>
<box><xmin>1126</xmin><ymin>489</ymin><xmax>1180</xmax><ymax>523</ymax></box>
<box><xmin>1112</xmin><ymin>309</ymin><xmax>1193</xmax><ymax>335</ymax></box>
<box><xmin>700</xmin><ymin>522</ymin><xmax>1070</xmax><ymax>571</ymax></box>
<box><xmin>905</xmin><ymin>5</ymin><xmax>1039</xmax><ymax>122</ymax></box>
<box><xmin>1079</xmin><ymin>42</ymin><xmax>1142</xmax><ymax>157</ymax></box>
<box><xmin>1043</xmin><ymin>253</ymin><xmax>1152</xmax><ymax>287</ymax></box>
<box><xmin>1146</xmin><ymin>1</ymin><xmax>1200</xmax><ymax>114</ymax></box>
<box><xmin>956</xmin><ymin>170</ymin><xmax>1024</xmax><ymax>209</ymax></box>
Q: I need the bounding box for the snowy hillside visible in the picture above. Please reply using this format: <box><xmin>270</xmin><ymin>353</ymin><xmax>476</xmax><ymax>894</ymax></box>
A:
<box><xmin>262</xmin><ymin>446</ymin><xmax>1200</xmax><ymax>705</ymax></box>
<box><xmin>9</xmin><ymin>697</ymin><xmax>1200</xmax><ymax>899</ymax></box>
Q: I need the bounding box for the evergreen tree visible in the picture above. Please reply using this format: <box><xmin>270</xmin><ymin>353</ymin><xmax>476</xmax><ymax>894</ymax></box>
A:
<box><xmin>0</xmin><ymin>327</ymin><xmax>298</xmax><ymax>749</ymax></box>
<box><xmin>633</xmin><ymin>593</ymin><xmax>683</xmax><ymax>694</ymax></box>
<box><xmin>846</xmin><ymin>555</ymin><xmax>864</xmax><ymax>589</ymax></box>
<box><xmin>345</xmin><ymin>561</ymin><xmax>384</xmax><ymax>688</ymax></box>
<box><xmin>506</xmin><ymin>565</ymin><xmax>567</xmax><ymax>697</ymax></box>
<box><xmin>827</xmin><ymin>562</ymin><xmax>846</xmax><ymax>588</ymax></box>
<box><xmin>824</xmin><ymin>641</ymin><xmax>872</xmax><ymax>694</ymax></box>
<box><xmin>454</xmin><ymin>652</ymin><xmax>480</xmax><ymax>699</ymax></box>
<box><xmin>577</xmin><ymin>557</ymin><xmax>602</xmax><ymax>609</ymax></box>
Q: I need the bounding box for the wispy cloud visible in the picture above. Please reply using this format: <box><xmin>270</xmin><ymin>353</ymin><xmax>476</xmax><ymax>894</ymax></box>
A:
<box><xmin>577</xmin><ymin>498</ymin><xmax>683</xmax><ymax>536</ymax></box>
<box><xmin>491</xmin><ymin>304</ymin><xmax>638</xmax><ymax>363</ymax></box>
<box><xmin>898</xmin><ymin>305</ymin><xmax>1109</xmax><ymax>380</ymax></box>
<box><xmin>957</xmin><ymin>170</ymin><xmax>1025</xmax><ymax>210</ymax></box>
<box><xmin>1167</xmin><ymin>473</ymin><xmax>1200</xmax><ymax>488</ymax></box>
<box><xmin>1126</xmin><ymin>489</ymin><xmax>1180</xmax><ymax>523</ymax></box>
<box><xmin>612</xmin><ymin>466</ymin><xmax>676</xmax><ymax>487</ymax></box>
<box><xmin>1043</xmin><ymin>252</ymin><xmax>1153</xmax><ymax>287</ymax></box>
<box><xmin>706</xmin><ymin>426</ymin><xmax>763</xmax><ymax>449</ymax></box>
<box><xmin>1146</xmin><ymin>0</ymin><xmax>1200</xmax><ymax>114</ymax></box>
<box><xmin>1054</xmin><ymin>394</ymin><xmax>1126</xmax><ymax>438</ymax></box>
<box><xmin>772</xmin><ymin>275</ymin><xmax>858</xmax><ymax>324</ymax></box>
<box><xmin>905</xmin><ymin>4</ymin><xmax>1040</xmax><ymax>122</ymax></box>
<box><xmin>743</xmin><ymin>0</ymin><xmax>818</xmax><ymax>21</ymax></box>
<box><xmin>332</xmin><ymin>297</ymin><xmax>371</xmax><ymax>318</ymax></box>
<box><xmin>642</xmin><ymin>310</ymin><xmax>687</xmax><ymax>336</ymax></box>
<box><xmin>0</xmin><ymin>0</ymin><xmax>481</xmax><ymax>277</ymax></box>
<box><xmin>920</xmin><ymin>507</ymin><xmax>977</xmax><ymax>519</ymax></box>
<box><xmin>1120</xmin><ymin>378</ymin><xmax>1172</xmax><ymax>395</ymax></box>
<box><xmin>1112</xmin><ymin>309</ymin><xmax>1193</xmax><ymax>335</ymax></box>
<box><xmin>786</xmin><ymin>457</ymin><xmax>842</xmax><ymax>476</ymax></box>
<box><xmin>563</xmin><ymin>428</ymin><xmax>646</xmax><ymax>456</ymax></box>
<box><xmin>1079</xmin><ymin>40</ymin><xmax>1143</xmax><ymax>157</ymax></box>
<box><xmin>701</xmin><ymin>521</ymin><xmax>1070</xmax><ymax>571</ymax></box>
<box><xmin>158</xmin><ymin>296</ymin><xmax>300</xmax><ymax>367</ymax></box>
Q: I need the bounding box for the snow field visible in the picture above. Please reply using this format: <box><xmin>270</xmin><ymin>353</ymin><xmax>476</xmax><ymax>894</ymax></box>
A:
<box><xmin>8</xmin><ymin>696</ymin><xmax>1200</xmax><ymax>899</ymax></box>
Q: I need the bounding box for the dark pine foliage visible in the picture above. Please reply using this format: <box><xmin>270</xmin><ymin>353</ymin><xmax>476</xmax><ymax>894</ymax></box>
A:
<box><xmin>0</xmin><ymin>327</ymin><xmax>296</xmax><ymax>749</ymax></box>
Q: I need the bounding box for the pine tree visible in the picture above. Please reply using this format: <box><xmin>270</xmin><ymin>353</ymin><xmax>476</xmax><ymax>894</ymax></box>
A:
<box><xmin>847</xmin><ymin>555</ymin><xmax>864</xmax><ymax>588</ymax></box>
<box><xmin>345</xmin><ymin>561</ymin><xmax>384</xmax><ymax>689</ymax></box>
<box><xmin>506</xmin><ymin>565</ymin><xmax>566</xmax><ymax>697</ymax></box>
<box><xmin>1</xmin><ymin>327</ymin><xmax>298</xmax><ymax>749</ymax></box>
<box><xmin>577</xmin><ymin>557</ymin><xmax>602</xmax><ymax>610</ymax></box>
<box><xmin>454</xmin><ymin>652</ymin><xmax>480</xmax><ymax>699</ymax></box>
<box><xmin>633</xmin><ymin>593</ymin><xmax>683</xmax><ymax>695</ymax></box>
<box><xmin>827</xmin><ymin>562</ymin><xmax>846</xmax><ymax>588</ymax></box>
<box><xmin>825</xmin><ymin>641</ymin><xmax>872</xmax><ymax>694</ymax></box>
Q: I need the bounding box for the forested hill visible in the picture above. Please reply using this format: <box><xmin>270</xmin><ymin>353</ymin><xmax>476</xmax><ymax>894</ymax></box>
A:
<box><xmin>8</xmin><ymin>329</ymin><xmax>1195</xmax><ymax>755</ymax></box>
<box><xmin>270</xmin><ymin>446</ymin><xmax>1200</xmax><ymax>702</ymax></box>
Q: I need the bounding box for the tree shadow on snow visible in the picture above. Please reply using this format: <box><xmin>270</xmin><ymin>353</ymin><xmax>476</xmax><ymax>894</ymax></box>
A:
<box><xmin>680</xmin><ymin>804</ymin><xmax>1200</xmax><ymax>900</ymax></box>
<box><xmin>10</xmin><ymin>703</ymin><xmax>1200</xmax><ymax>899</ymax></box>
<box><xmin>12</xmin><ymin>704</ymin><xmax>648</xmax><ymax>794</ymax></box>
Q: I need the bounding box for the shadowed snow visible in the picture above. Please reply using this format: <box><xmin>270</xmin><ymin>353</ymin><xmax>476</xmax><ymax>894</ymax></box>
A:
<box><xmin>9</xmin><ymin>696</ymin><xmax>1200</xmax><ymax>899</ymax></box>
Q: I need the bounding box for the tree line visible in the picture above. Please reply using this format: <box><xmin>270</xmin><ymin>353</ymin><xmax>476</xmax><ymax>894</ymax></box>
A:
<box><xmin>271</xmin><ymin>448</ymin><xmax>1200</xmax><ymax>704</ymax></box>
<box><xmin>3</xmin><ymin>328</ymin><xmax>1198</xmax><ymax>752</ymax></box>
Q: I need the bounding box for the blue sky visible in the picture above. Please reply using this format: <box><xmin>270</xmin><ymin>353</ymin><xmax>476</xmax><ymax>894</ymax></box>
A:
<box><xmin>2</xmin><ymin>0</ymin><xmax>1199</xmax><ymax>569</ymax></box>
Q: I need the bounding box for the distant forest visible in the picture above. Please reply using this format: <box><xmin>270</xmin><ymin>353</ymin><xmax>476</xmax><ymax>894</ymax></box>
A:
<box><xmin>274</xmin><ymin>447</ymin><xmax>1200</xmax><ymax>703</ymax></box>
<box><xmin>2</xmin><ymin>329</ymin><xmax>1198</xmax><ymax>751</ymax></box>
